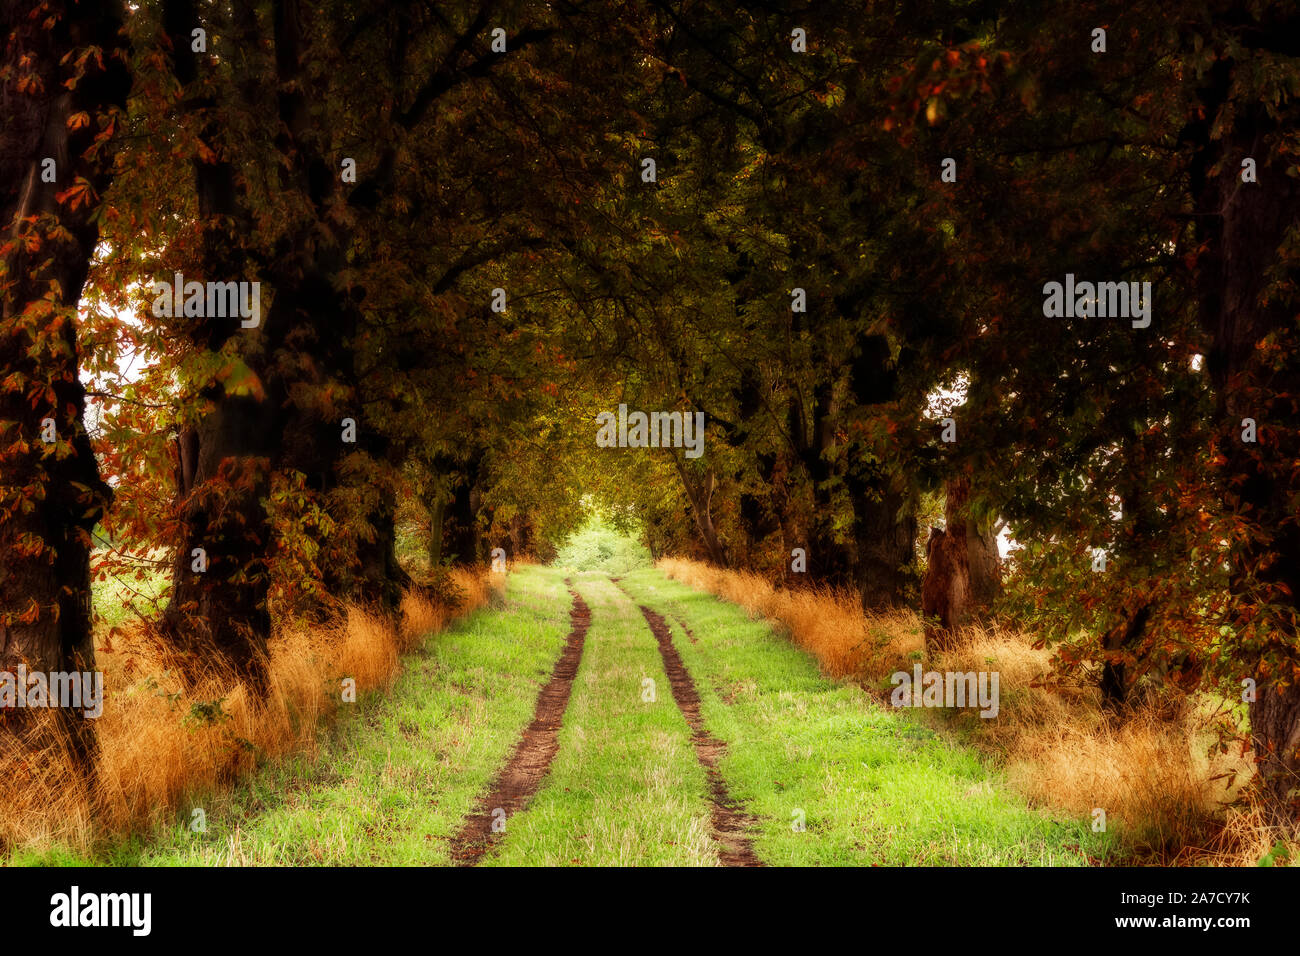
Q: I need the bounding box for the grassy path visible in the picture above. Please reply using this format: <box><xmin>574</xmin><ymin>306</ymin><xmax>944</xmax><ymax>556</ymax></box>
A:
<box><xmin>35</xmin><ymin>563</ymin><xmax>1112</xmax><ymax>866</ymax></box>
<box><xmin>449</xmin><ymin>583</ymin><xmax>591</xmax><ymax>864</ymax></box>
<box><xmin>480</xmin><ymin>574</ymin><xmax>720</xmax><ymax>866</ymax></box>
<box><xmin>57</xmin><ymin>565</ymin><xmax>575</xmax><ymax>865</ymax></box>
<box><xmin>633</xmin><ymin>598</ymin><xmax>763</xmax><ymax>865</ymax></box>
<box><xmin>615</xmin><ymin>568</ymin><xmax>1112</xmax><ymax>865</ymax></box>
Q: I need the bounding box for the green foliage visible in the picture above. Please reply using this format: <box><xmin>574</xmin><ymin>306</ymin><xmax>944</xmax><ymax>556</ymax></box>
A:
<box><xmin>552</xmin><ymin>514</ymin><xmax>651</xmax><ymax>575</ymax></box>
<box><xmin>185</xmin><ymin>698</ymin><xmax>231</xmax><ymax>728</ymax></box>
<box><xmin>393</xmin><ymin>519</ymin><xmax>426</xmax><ymax>571</ymax></box>
<box><xmin>1259</xmin><ymin>841</ymin><xmax>1293</xmax><ymax>868</ymax></box>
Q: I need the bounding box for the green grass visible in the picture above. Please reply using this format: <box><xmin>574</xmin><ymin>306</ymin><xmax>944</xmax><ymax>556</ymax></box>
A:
<box><xmin>20</xmin><ymin>562</ymin><xmax>1118</xmax><ymax>866</ymax></box>
<box><xmin>26</xmin><ymin>564</ymin><xmax>575</xmax><ymax>866</ymax></box>
<box><xmin>483</xmin><ymin>573</ymin><xmax>718</xmax><ymax>865</ymax></box>
<box><xmin>615</xmin><ymin>568</ymin><xmax>1116</xmax><ymax>865</ymax></box>
<box><xmin>91</xmin><ymin>561</ymin><xmax>169</xmax><ymax>632</ymax></box>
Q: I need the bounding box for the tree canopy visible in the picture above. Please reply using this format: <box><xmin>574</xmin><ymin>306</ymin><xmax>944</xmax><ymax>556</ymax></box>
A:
<box><xmin>3</xmin><ymin>0</ymin><xmax>1299</xmax><ymax>821</ymax></box>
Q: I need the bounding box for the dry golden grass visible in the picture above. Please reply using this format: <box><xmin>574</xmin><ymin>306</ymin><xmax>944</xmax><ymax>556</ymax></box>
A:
<box><xmin>657</xmin><ymin>558</ymin><xmax>920</xmax><ymax>678</ymax></box>
<box><xmin>0</xmin><ymin>567</ymin><xmax>493</xmax><ymax>856</ymax></box>
<box><xmin>659</xmin><ymin>556</ymin><xmax>1293</xmax><ymax>865</ymax></box>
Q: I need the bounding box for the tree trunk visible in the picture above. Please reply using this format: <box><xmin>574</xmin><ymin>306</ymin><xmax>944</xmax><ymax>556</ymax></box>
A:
<box><xmin>922</xmin><ymin>450</ymin><xmax>1002</xmax><ymax>655</ymax></box>
<box><xmin>1098</xmin><ymin>602</ymin><xmax>1152</xmax><ymax>713</ymax></box>
<box><xmin>508</xmin><ymin>512</ymin><xmax>531</xmax><ymax>557</ymax></box>
<box><xmin>0</xmin><ymin>0</ymin><xmax>130</xmax><ymax>771</ymax></box>
<box><xmin>845</xmin><ymin>464</ymin><xmax>917</xmax><ymax>611</ymax></box>
<box><xmin>1252</xmin><ymin>682</ymin><xmax>1300</xmax><ymax>820</ymax></box>
<box><xmin>921</xmin><ymin>527</ymin><xmax>967</xmax><ymax>653</ymax></box>
<box><xmin>346</xmin><ymin>480</ymin><xmax>404</xmax><ymax>614</ymax></box>
<box><xmin>427</xmin><ymin>494</ymin><xmax>446</xmax><ymax>568</ymax></box>
<box><xmin>1191</xmin><ymin>37</ymin><xmax>1300</xmax><ymax>822</ymax></box>
<box><xmin>158</xmin><ymin>0</ymin><xmax>278</xmax><ymax>689</ymax></box>
<box><xmin>945</xmin><ymin>475</ymin><xmax>1001</xmax><ymax>614</ymax></box>
<box><xmin>445</xmin><ymin>454</ymin><xmax>484</xmax><ymax>564</ymax></box>
<box><xmin>842</xmin><ymin>333</ymin><xmax>916</xmax><ymax>605</ymax></box>
<box><xmin>672</xmin><ymin>454</ymin><xmax>728</xmax><ymax>566</ymax></box>
<box><xmin>790</xmin><ymin>390</ymin><xmax>857</xmax><ymax>588</ymax></box>
<box><xmin>163</xmin><ymin>398</ymin><xmax>277</xmax><ymax>687</ymax></box>
<box><xmin>162</xmin><ymin>0</ymin><xmax>377</xmax><ymax>671</ymax></box>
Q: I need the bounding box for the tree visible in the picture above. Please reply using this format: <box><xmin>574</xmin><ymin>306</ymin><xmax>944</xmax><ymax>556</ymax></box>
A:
<box><xmin>1186</xmin><ymin>4</ymin><xmax>1300</xmax><ymax>820</ymax></box>
<box><xmin>1</xmin><ymin>0</ymin><xmax>130</xmax><ymax>767</ymax></box>
<box><xmin>890</xmin><ymin>0</ymin><xmax>1300</xmax><ymax>818</ymax></box>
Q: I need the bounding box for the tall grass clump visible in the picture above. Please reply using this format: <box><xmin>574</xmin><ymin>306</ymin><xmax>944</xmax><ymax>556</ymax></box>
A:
<box><xmin>0</xmin><ymin>567</ymin><xmax>493</xmax><ymax>856</ymax></box>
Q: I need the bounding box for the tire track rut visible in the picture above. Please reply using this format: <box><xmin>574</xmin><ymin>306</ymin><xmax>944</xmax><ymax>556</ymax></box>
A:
<box><xmin>448</xmin><ymin>581</ymin><xmax>590</xmax><ymax>866</ymax></box>
<box><xmin>635</xmin><ymin>601</ymin><xmax>764</xmax><ymax>867</ymax></box>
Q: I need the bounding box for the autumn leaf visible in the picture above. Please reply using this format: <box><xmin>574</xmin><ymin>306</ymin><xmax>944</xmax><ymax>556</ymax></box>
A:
<box><xmin>54</xmin><ymin>179</ymin><xmax>95</xmax><ymax>211</ymax></box>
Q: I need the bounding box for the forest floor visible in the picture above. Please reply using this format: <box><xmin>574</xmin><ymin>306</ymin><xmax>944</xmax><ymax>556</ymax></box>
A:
<box><xmin>20</xmin><ymin>563</ymin><xmax>1111</xmax><ymax>866</ymax></box>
